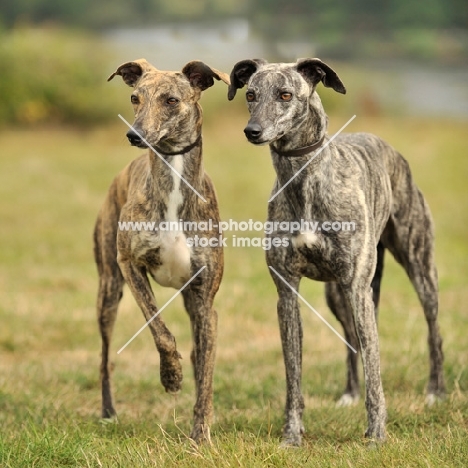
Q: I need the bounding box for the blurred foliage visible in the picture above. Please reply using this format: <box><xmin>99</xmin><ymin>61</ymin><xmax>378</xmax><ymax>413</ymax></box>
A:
<box><xmin>0</xmin><ymin>28</ymin><xmax>121</xmax><ymax>126</ymax></box>
<box><xmin>1</xmin><ymin>0</ymin><xmax>467</xmax><ymax>66</ymax></box>
<box><xmin>0</xmin><ymin>0</ymin><xmax>248</xmax><ymax>29</ymax></box>
<box><xmin>0</xmin><ymin>0</ymin><xmax>466</xmax><ymax>127</ymax></box>
<box><xmin>1</xmin><ymin>0</ymin><xmax>467</xmax><ymax>31</ymax></box>
<box><xmin>0</xmin><ymin>0</ymin><xmax>468</xmax><ymax>31</ymax></box>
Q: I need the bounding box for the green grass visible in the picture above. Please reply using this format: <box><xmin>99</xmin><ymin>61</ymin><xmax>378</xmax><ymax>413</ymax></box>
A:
<box><xmin>0</xmin><ymin>110</ymin><xmax>467</xmax><ymax>467</ymax></box>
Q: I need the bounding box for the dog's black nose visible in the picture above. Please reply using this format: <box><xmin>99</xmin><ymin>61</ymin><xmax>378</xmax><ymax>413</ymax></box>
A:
<box><xmin>244</xmin><ymin>122</ymin><xmax>263</xmax><ymax>141</ymax></box>
<box><xmin>126</xmin><ymin>129</ymin><xmax>143</xmax><ymax>146</ymax></box>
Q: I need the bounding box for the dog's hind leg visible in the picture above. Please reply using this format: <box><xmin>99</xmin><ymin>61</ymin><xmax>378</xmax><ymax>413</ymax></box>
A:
<box><xmin>94</xmin><ymin>218</ymin><xmax>125</xmax><ymax>420</ymax></box>
<box><xmin>371</xmin><ymin>241</ymin><xmax>385</xmax><ymax>321</ymax></box>
<box><xmin>382</xmin><ymin>204</ymin><xmax>445</xmax><ymax>403</ymax></box>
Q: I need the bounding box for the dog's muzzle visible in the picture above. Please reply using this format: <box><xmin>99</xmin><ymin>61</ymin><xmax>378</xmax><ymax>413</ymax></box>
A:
<box><xmin>126</xmin><ymin>128</ymin><xmax>147</xmax><ymax>148</ymax></box>
<box><xmin>244</xmin><ymin>122</ymin><xmax>263</xmax><ymax>142</ymax></box>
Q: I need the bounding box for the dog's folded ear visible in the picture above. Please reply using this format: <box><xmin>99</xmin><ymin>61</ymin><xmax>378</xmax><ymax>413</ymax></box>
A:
<box><xmin>182</xmin><ymin>61</ymin><xmax>230</xmax><ymax>91</ymax></box>
<box><xmin>296</xmin><ymin>59</ymin><xmax>346</xmax><ymax>94</ymax></box>
<box><xmin>227</xmin><ymin>59</ymin><xmax>268</xmax><ymax>100</ymax></box>
<box><xmin>107</xmin><ymin>59</ymin><xmax>153</xmax><ymax>87</ymax></box>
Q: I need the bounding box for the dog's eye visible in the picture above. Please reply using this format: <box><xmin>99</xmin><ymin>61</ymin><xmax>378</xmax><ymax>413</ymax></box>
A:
<box><xmin>246</xmin><ymin>91</ymin><xmax>255</xmax><ymax>102</ymax></box>
<box><xmin>167</xmin><ymin>97</ymin><xmax>179</xmax><ymax>105</ymax></box>
<box><xmin>130</xmin><ymin>95</ymin><xmax>139</xmax><ymax>104</ymax></box>
<box><xmin>280</xmin><ymin>92</ymin><xmax>292</xmax><ymax>101</ymax></box>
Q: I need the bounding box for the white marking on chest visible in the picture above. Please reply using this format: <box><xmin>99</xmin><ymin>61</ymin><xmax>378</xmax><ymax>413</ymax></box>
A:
<box><xmin>292</xmin><ymin>231</ymin><xmax>320</xmax><ymax>249</ymax></box>
<box><xmin>165</xmin><ymin>155</ymin><xmax>184</xmax><ymax>223</ymax></box>
<box><xmin>144</xmin><ymin>156</ymin><xmax>192</xmax><ymax>289</ymax></box>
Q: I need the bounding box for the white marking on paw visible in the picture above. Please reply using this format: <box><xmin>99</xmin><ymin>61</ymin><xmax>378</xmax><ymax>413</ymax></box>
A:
<box><xmin>336</xmin><ymin>394</ymin><xmax>360</xmax><ymax>407</ymax></box>
<box><xmin>99</xmin><ymin>415</ymin><xmax>118</xmax><ymax>425</ymax></box>
<box><xmin>425</xmin><ymin>393</ymin><xmax>444</xmax><ymax>406</ymax></box>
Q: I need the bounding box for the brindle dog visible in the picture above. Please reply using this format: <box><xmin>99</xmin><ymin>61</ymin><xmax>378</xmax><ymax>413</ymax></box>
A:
<box><xmin>94</xmin><ymin>59</ymin><xmax>229</xmax><ymax>443</ymax></box>
<box><xmin>228</xmin><ymin>58</ymin><xmax>445</xmax><ymax>445</ymax></box>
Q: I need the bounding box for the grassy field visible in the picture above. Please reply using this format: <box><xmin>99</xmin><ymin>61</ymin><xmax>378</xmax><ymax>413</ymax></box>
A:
<box><xmin>0</xmin><ymin>107</ymin><xmax>467</xmax><ymax>467</ymax></box>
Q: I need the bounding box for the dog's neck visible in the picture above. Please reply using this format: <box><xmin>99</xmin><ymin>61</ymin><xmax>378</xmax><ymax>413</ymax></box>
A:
<box><xmin>271</xmin><ymin>93</ymin><xmax>328</xmax><ymax>157</ymax></box>
<box><xmin>269</xmin><ymin>93</ymin><xmax>334</xmax><ymax>219</ymax></box>
<box><xmin>154</xmin><ymin>135</ymin><xmax>202</xmax><ymax>157</ymax></box>
<box><xmin>147</xmin><ymin>135</ymin><xmax>204</xmax><ymax>217</ymax></box>
<box><xmin>272</xmin><ymin>134</ymin><xmax>325</xmax><ymax>158</ymax></box>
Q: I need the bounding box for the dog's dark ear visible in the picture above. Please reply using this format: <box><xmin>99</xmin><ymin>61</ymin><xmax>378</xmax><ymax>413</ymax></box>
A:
<box><xmin>296</xmin><ymin>58</ymin><xmax>346</xmax><ymax>94</ymax></box>
<box><xmin>107</xmin><ymin>59</ymin><xmax>153</xmax><ymax>87</ymax></box>
<box><xmin>182</xmin><ymin>61</ymin><xmax>230</xmax><ymax>91</ymax></box>
<box><xmin>227</xmin><ymin>59</ymin><xmax>267</xmax><ymax>100</ymax></box>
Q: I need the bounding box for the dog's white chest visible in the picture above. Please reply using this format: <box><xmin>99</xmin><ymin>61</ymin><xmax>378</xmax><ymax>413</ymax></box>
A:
<box><xmin>149</xmin><ymin>230</ymin><xmax>191</xmax><ymax>289</ymax></box>
<box><xmin>132</xmin><ymin>156</ymin><xmax>192</xmax><ymax>289</ymax></box>
<box><xmin>292</xmin><ymin>231</ymin><xmax>320</xmax><ymax>249</ymax></box>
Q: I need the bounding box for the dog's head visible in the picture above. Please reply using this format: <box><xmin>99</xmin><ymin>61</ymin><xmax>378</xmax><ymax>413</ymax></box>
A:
<box><xmin>228</xmin><ymin>58</ymin><xmax>346</xmax><ymax>146</ymax></box>
<box><xmin>108</xmin><ymin>59</ymin><xmax>230</xmax><ymax>153</ymax></box>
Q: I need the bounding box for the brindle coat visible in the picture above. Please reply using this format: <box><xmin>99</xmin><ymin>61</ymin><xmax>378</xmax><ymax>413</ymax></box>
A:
<box><xmin>94</xmin><ymin>59</ymin><xmax>229</xmax><ymax>443</ymax></box>
<box><xmin>228</xmin><ymin>58</ymin><xmax>445</xmax><ymax>445</ymax></box>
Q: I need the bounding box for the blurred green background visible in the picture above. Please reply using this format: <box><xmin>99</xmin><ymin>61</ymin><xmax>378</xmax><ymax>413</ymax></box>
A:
<box><xmin>1</xmin><ymin>0</ymin><xmax>467</xmax><ymax>126</ymax></box>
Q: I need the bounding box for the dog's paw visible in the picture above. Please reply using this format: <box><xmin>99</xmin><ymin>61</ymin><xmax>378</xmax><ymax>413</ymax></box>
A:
<box><xmin>425</xmin><ymin>393</ymin><xmax>445</xmax><ymax>406</ymax></box>
<box><xmin>364</xmin><ymin>423</ymin><xmax>386</xmax><ymax>443</ymax></box>
<box><xmin>189</xmin><ymin>423</ymin><xmax>212</xmax><ymax>446</ymax></box>
<box><xmin>101</xmin><ymin>406</ymin><xmax>117</xmax><ymax>420</ymax></box>
<box><xmin>280</xmin><ymin>422</ymin><xmax>304</xmax><ymax>447</ymax></box>
<box><xmin>280</xmin><ymin>434</ymin><xmax>302</xmax><ymax>448</ymax></box>
<box><xmin>160</xmin><ymin>351</ymin><xmax>183</xmax><ymax>394</ymax></box>
<box><xmin>336</xmin><ymin>393</ymin><xmax>360</xmax><ymax>407</ymax></box>
<box><xmin>99</xmin><ymin>415</ymin><xmax>118</xmax><ymax>425</ymax></box>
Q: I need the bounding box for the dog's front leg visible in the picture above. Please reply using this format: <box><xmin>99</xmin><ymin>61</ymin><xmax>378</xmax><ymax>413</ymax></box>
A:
<box><xmin>118</xmin><ymin>259</ymin><xmax>183</xmax><ymax>394</ymax></box>
<box><xmin>182</xmin><ymin>286</ymin><xmax>218</xmax><ymax>444</ymax></box>
<box><xmin>342</xmin><ymin>279</ymin><xmax>387</xmax><ymax>442</ymax></box>
<box><xmin>272</xmin><ymin>273</ymin><xmax>305</xmax><ymax>446</ymax></box>
<box><xmin>325</xmin><ymin>282</ymin><xmax>361</xmax><ymax>406</ymax></box>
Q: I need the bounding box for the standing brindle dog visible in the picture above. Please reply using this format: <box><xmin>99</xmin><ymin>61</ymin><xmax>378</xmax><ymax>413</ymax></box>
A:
<box><xmin>228</xmin><ymin>58</ymin><xmax>445</xmax><ymax>445</ymax></box>
<box><xmin>94</xmin><ymin>59</ymin><xmax>229</xmax><ymax>443</ymax></box>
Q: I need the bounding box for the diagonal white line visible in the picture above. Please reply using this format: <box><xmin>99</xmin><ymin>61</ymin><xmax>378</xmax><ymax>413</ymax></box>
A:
<box><xmin>268</xmin><ymin>114</ymin><xmax>356</xmax><ymax>203</ymax></box>
<box><xmin>269</xmin><ymin>266</ymin><xmax>357</xmax><ymax>353</ymax></box>
<box><xmin>118</xmin><ymin>114</ymin><xmax>207</xmax><ymax>203</ymax></box>
<box><xmin>117</xmin><ymin>266</ymin><xmax>206</xmax><ymax>354</ymax></box>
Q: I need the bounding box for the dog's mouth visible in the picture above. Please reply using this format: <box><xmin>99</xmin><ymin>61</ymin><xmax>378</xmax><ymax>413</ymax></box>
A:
<box><xmin>246</xmin><ymin>132</ymin><xmax>285</xmax><ymax>147</ymax></box>
<box><xmin>131</xmin><ymin>141</ymin><xmax>149</xmax><ymax>149</ymax></box>
<box><xmin>127</xmin><ymin>126</ymin><xmax>169</xmax><ymax>150</ymax></box>
<box><xmin>247</xmin><ymin>138</ymin><xmax>270</xmax><ymax>146</ymax></box>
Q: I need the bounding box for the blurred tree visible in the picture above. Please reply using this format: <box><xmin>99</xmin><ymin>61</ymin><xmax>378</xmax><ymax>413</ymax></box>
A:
<box><xmin>387</xmin><ymin>0</ymin><xmax>449</xmax><ymax>28</ymax></box>
<box><xmin>445</xmin><ymin>0</ymin><xmax>468</xmax><ymax>28</ymax></box>
<box><xmin>0</xmin><ymin>0</ymin><xmax>466</xmax><ymax>31</ymax></box>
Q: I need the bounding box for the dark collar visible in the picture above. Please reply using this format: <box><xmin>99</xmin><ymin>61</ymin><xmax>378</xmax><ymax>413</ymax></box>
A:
<box><xmin>155</xmin><ymin>135</ymin><xmax>202</xmax><ymax>156</ymax></box>
<box><xmin>272</xmin><ymin>135</ymin><xmax>325</xmax><ymax>157</ymax></box>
